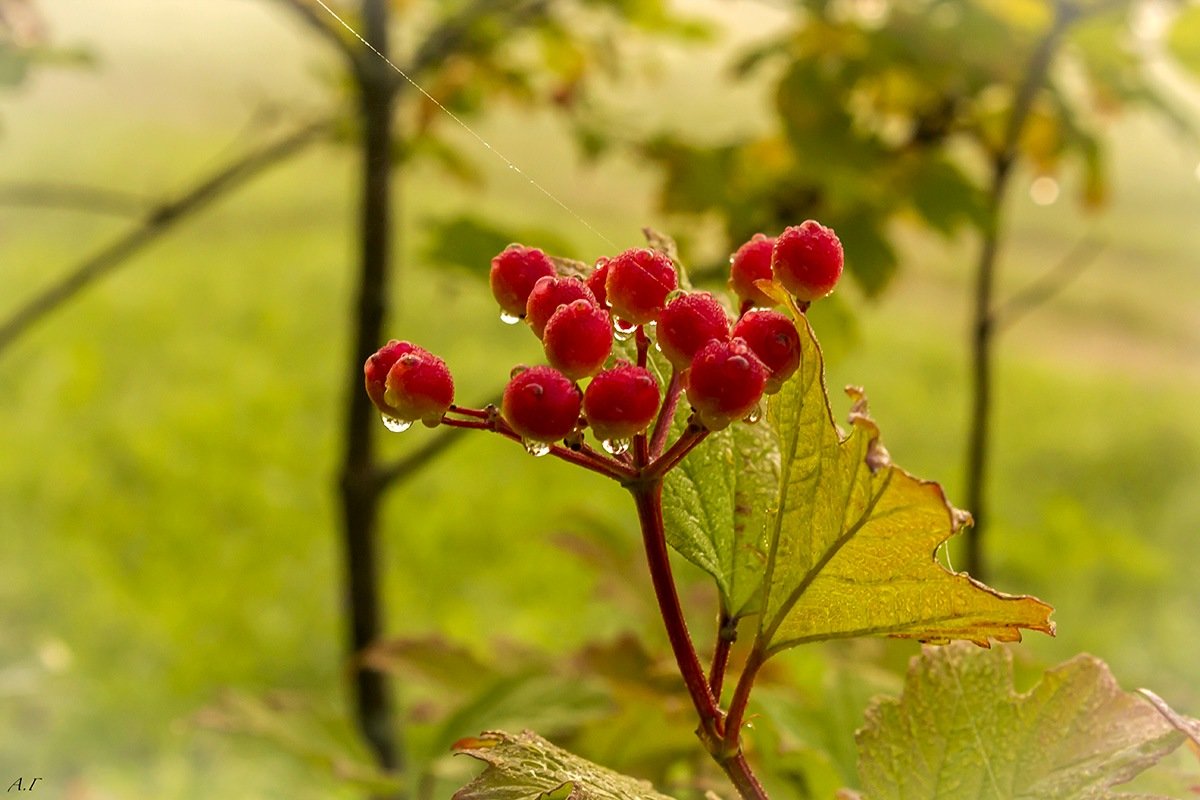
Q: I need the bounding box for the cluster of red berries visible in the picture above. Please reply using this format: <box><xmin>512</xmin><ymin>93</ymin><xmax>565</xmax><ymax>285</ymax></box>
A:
<box><xmin>365</xmin><ymin>221</ymin><xmax>843</xmax><ymax>455</ymax></box>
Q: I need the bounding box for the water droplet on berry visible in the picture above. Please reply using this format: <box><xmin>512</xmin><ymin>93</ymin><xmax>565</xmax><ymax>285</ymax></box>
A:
<box><xmin>381</xmin><ymin>414</ymin><xmax>412</xmax><ymax>433</ymax></box>
<box><xmin>500</xmin><ymin>311</ymin><xmax>522</xmax><ymax>325</ymax></box>
<box><xmin>743</xmin><ymin>404</ymin><xmax>762</xmax><ymax>425</ymax></box>
<box><xmin>602</xmin><ymin>438</ymin><xmax>631</xmax><ymax>456</ymax></box>
<box><xmin>522</xmin><ymin>438</ymin><xmax>552</xmax><ymax>457</ymax></box>
<box><xmin>728</xmin><ymin>355</ymin><xmax>750</xmax><ymax>371</ymax></box>
<box><xmin>613</xmin><ymin>318</ymin><xmax>637</xmax><ymax>342</ymax></box>
<box><xmin>510</xmin><ymin>364</ymin><xmax>529</xmax><ymax>379</ymax></box>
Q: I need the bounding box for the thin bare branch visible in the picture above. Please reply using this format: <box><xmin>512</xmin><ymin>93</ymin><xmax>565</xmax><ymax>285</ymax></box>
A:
<box><xmin>994</xmin><ymin>237</ymin><xmax>1106</xmax><ymax>331</ymax></box>
<box><xmin>403</xmin><ymin>0</ymin><xmax>550</xmax><ymax>77</ymax></box>
<box><xmin>0</xmin><ymin>118</ymin><xmax>332</xmax><ymax>357</ymax></box>
<box><xmin>0</xmin><ymin>182</ymin><xmax>152</xmax><ymax>217</ymax></box>
<box><xmin>372</xmin><ymin>393</ymin><xmax>502</xmax><ymax>490</ymax></box>
<box><xmin>963</xmin><ymin>2</ymin><xmax>1077</xmax><ymax>578</ymax></box>
<box><xmin>271</xmin><ymin>0</ymin><xmax>362</xmax><ymax>70</ymax></box>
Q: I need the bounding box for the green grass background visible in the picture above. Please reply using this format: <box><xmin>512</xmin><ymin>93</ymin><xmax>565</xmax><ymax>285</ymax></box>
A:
<box><xmin>1</xmin><ymin>0</ymin><xmax>1197</xmax><ymax>797</ymax></box>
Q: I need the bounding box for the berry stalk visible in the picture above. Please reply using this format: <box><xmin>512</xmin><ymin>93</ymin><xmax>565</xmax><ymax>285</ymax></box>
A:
<box><xmin>440</xmin><ymin>408</ymin><xmax>636</xmax><ymax>481</ymax></box>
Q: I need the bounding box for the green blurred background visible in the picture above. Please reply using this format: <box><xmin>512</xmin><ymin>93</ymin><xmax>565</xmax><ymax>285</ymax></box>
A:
<box><xmin>1</xmin><ymin>0</ymin><xmax>1198</xmax><ymax>797</ymax></box>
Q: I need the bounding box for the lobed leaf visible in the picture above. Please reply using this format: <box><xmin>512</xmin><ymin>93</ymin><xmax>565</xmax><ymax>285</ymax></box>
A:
<box><xmin>662</xmin><ymin>418</ymin><xmax>779</xmax><ymax>620</ymax></box>
<box><xmin>758</xmin><ymin>290</ymin><xmax>1054</xmax><ymax>652</ymax></box>
<box><xmin>453</xmin><ymin>730</ymin><xmax>677</xmax><ymax>800</ymax></box>
<box><xmin>856</xmin><ymin>643</ymin><xmax>1196</xmax><ymax>800</ymax></box>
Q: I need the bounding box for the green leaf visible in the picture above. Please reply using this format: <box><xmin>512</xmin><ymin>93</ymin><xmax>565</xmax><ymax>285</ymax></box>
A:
<box><xmin>420</xmin><ymin>215</ymin><xmax>578</xmax><ymax>278</ymax></box>
<box><xmin>663</xmin><ymin>419</ymin><xmax>779</xmax><ymax>620</ymax></box>
<box><xmin>452</xmin><ymin>730</ymin><xmax>677</xmax><ymax>800</ymax></box>
<box><xmin>757</xmin><ymin>291</ymin><xmax>1054</xmax><ymax>652</ymax></box>
<box><xmin>907</xmin><ymin>157</ymin><xmax>988</xmax><ymax>236</ymax></box>
<box><xmin>856</xmin><ymin>642</ymin><xmax>1197</xmax><ymax>800</ymax></box>
<box><xmin>195</xmin><ymin>691</ymin><xmax>403</xmax><ymax>794</ymax></box>
<box><xmin>1167</xmin><ymin>4</ymin><xmax>1200</xmax><ymax>80</ymax></box>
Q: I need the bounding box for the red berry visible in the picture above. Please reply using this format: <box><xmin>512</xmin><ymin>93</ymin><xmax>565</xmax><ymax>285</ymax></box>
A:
<box><xmin>604</xmin><ymin>248</ymin><xmax>678</xmax><ymax>325</ymax></box>
<box><xmin>525</xmin><ymin>275</ymin><xmax>595</xmax><ymax>339</ymax></box>
<box><xmin>732</xmin><ymin>310</ymin><xmax>801</xmax><ymax>394</ymax></box>
<box><xmin>729</xmin><ymin>233</ymin><xmax>778</xmax><ymax>307</ymax></box>
<box><xmin>772</xmin><ymin>221</ymin><xmax>843</xmax><ymax>301</ymax></box>
<box><xmin>685</xmin><ymin>338</ymin><xmax>767</xmax><ymax>431</ymax></box>
<box><xmin>585</xmin><ymin>258</ymin><xmax>610</xmax><ymax>310</ymax></box>
<box><xmin>656</xmin><ymin>292</ymin><xmax>730</xmax><ymax>371</ymax></box>
<box><xmin>502</xmin><ymin>365</ymin><xmax>582</xmax><ymax>443</ymax></box>
<box><xmin>381</xmin><ymin>347</ymin><xmax>454</xmax><ymax>426</ymax></box>
<box><xmin>365</xmin><ymin>339</ymin><xmax>426</xmax><ymax>415</ymax></box>
<box><xmin>582</xmin><ymin>363</ymin><xmax>661</xmax><ymax>442</ymax></box>
<box><xmin>490</xmin><ymin>244</ymin><xmax>556</xmax><ymax>318</ymax></box>
<box><xmin>542</xmin><ymin>299</ymin><xmax>614</xmax><ymax>380</ymax></box>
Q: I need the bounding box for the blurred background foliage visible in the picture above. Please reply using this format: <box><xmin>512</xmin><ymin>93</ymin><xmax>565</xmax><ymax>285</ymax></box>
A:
<box><xmin>0</xmin><ymin>0</ymin><xmax>1198</xmax><ymax>798</ymax></box>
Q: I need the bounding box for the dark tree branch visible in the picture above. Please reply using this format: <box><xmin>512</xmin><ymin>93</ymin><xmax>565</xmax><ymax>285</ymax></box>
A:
<box><xmin>337</xmin><ymin>0</ymin><xmax>401</xmax><ymax>783</ymax></box>
<box><xmin>0</xmin><ymin>182</ymin><xmax>152</xmax><ymax>217</ymax></box>
<box><xmin>271</xmin><ymin>0</ymin><xmax>363</xmax><ymax>71</ymax></box>
<box><xmin>404</xmin><ymin>0</ymin><xmax>550</xmax><ymax>78</ymax></box>
<box><xmin>993</xmin><ymin>237</ymin><xmax>1106</xmax><ymax>332</ymax></box>
<box><xmin>0</xmin><ymin>118</ymin><xmax>332</xmax><ymax>358</ymax></box>
<box><xmin>371</xmin><ymin>394</ymin><xmax>503</xmax><ymax>491</ymax></box>
<box><xmin>963</xmin><ymin>1</ymin><xmax>1077</xmax><ymax>579</ymax></box>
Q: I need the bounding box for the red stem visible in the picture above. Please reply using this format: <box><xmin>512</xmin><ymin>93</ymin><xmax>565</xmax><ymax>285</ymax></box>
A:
<box><xmin>645</xmin><ymin>424</ymin><xmax>709</xmax><ymax>482</ymax></box>
<box><xmin>649</xmin><ymin>368</ymin><xmax>683</xmax><ymax>459</ymax></box>
<box><xmin>636</xmin><ymin>324</ymin><xmax>650</xmax><ymax>368</ymax></box>
<box><xmin>629</xmin><ymin>482</ymin><xmax>769</xmax><ymax>799</ymax></box>
<box><xmin>723</xmin><ymin>644</ymin><xmax>766</xmax><ymax>753</ymax></box>
<box><xmin>630</xmin><ymin>483</ymin><xmax>722</xmax><ymax>728</ymax></box>
<box><xmin>708</xmin><ymin>611</ymin><xmax>736</xmax><ymax>700</ymax></box>
<box><xmin>438</xmin><ymin>415</ymin><xmax>635</xmax><ymax>481</ymax></box>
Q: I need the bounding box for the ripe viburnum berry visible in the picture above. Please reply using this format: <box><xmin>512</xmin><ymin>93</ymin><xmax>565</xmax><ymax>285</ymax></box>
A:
<box><xmin>363</xmin><ymin>340</ymin><xmax>454</xmax><ymax>428</ymax></box>
<box><xmin>604</xmin><ymin>248</ymin><xmax>678</xmax><ymax>325</ymax></box>
<box><xmin>490</xmin><ymin>244</ymin><xmax>557</xmax><ymax>320</ymax></box>
<box><xmin>585</xmin><ymin>258</ymin><xmax>610</xmax><ymax>310</ymax></box>
<box><xmin>729</xmin><ymin>233</ymin><xmax>778</xmax><ymax>307</ymax></box>
<box><xmin>525</xmin><ymin>275</ymin><xmax>595</xmax><ymax>339</ymax></box>
<box><xmin>542</xmin><ymin>299</ymin><xmax>614</xmax><ymax>380</ymax></box>
<box><xmin>732</xmin><ymin>310</ymin><xmax>801</xmax><ymax>394</ymax></box>
<box><xmin>656</xmin><ymin>292</ymin><xmax>730</xmax><ymax>371</ymax></box>
<box><xmin>685</xmin><ymin>338</ymin><xmax>767</xmax><ymax>431</ymax></box>
<box><xmin>365</xmin><ymin>339</ymin><xmax>423</xmax><ymax>415</ymax></box>
<box><xmin>772</xmin><ymin>221</ymin><xmax>843</xmax><ymax>301</ymax></box>
<box><xmin>582</xmin><ymin>363</ymin><xmax>660</xmax><ymax>443</ymax></box>
<box><xmin>502</xmin><ymin>365</ymin><xmax>582</xmax><ymax>443</ymax></box>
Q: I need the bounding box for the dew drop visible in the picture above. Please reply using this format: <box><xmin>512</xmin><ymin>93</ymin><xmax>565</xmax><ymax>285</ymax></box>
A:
<box><xmin>613</xmin><ymin>318</ymin><xmax>637</xmax><ymax>342</ymax></box>
<box><xmin>743</xmin><ymin>404</ymin><xmax>762</xmax><ymax>425</ymax></box>
<box><xmin>500</xmin><ymin>311</ymin><xmax>522</xmax><ymax>325</ymax></box>
<box><xmin>522</xmin><ymin>438</ymin><xmax>552</xmax><ymax>457</ymax></box>
<box><xmin>602</xmin><ymin>438</ymin><xmax>631</xmax><ymax>456</ymax></box>
<box><xmin>381</xmin><ymin>414</ymin><xmax>412</xmax><ymax>433</ymax></box>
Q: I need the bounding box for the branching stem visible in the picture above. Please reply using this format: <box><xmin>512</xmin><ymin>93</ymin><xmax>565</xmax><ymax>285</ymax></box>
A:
<box><xmin>708</xmin><ymin>611</ymin><xmax>736</xmax><ymax>700</ymax></box>
<box><xmin>649</xmin><ymin>368</ymin><xmax>683</xmax><ymax>459</ymax></box>
<box><xmin>629</xmin><ymin>482</ymin><xmax>769</xmax><ymax>799</ymax></box>
<box><xmin>439</xmin><ymin>411</ymin><xmax>636</xmax><ymax>481</ymax></box>
<box><xmin>723</xmin><ymin>644</ymin><xmax>765</xmax><ymax>753</ymax></box>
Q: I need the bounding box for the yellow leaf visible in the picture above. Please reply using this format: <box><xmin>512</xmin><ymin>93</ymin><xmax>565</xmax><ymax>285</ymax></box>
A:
<box><xmin>758</xmin><ymin>294</ymin><xmax>1054</xmax><ymax>654</ymax></box>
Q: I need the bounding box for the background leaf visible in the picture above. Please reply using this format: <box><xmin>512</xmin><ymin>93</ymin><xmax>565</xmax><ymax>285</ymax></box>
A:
<box><xmin>1166</xmin><ymin>4</ymin><xmax>1200</xmax><ymax>80</ymax></box>
<box><xmin>856</xmin><ymin>643</ymin><xmax>1195</xmax><ymax>800</ymax></box>
<box><xmin>452</xmin><ymin>730</ymin><xmax>677</xmax><ymax>800</ymax></box>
